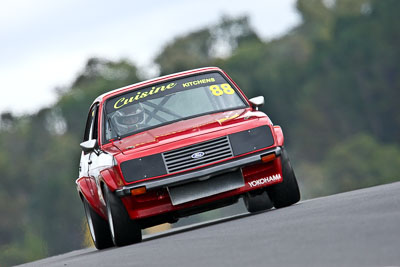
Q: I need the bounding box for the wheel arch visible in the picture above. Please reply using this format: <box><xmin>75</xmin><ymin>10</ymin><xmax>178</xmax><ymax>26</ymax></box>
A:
<box><xmin>77</xmin><ymin>177</ymin><xmax>107</xmax><ymax>220</ymax></box>
<box><xmin>273</xmin><ymin>125</ymin><xmax>284</xmax><ymax>147</ymax></box>
<box><xmin>100</xmin><ymin>168</ymin><xmax>120</xmax><ymax>192</ymax></box>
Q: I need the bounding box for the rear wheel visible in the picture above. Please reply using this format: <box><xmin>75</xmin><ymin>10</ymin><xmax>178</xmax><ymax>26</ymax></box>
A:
<box><xmin>267</xmin><ymin>148</ymin><xmax>300</xmax><ymax>208</ymax></box>
<box><xmin>244</xmin><ymin>191</ymin><xmax>273</xmax><ymax>213</ymax></box>
<box><xmin>104</xmin><ymin>186</ymin><xmax>142</xmax><ymax>247</ymax></box>
<box><xmin>82</xmin><ymin>197</ymin><xmax>114</xmax><ymax>250</ymax></box>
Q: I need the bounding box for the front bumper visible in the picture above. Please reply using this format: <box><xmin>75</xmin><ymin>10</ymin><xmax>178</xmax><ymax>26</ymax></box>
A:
<box><xmin>115</xmin><ymin>146</ymin><xmax>281</xmax><ymax>197</ymax></box>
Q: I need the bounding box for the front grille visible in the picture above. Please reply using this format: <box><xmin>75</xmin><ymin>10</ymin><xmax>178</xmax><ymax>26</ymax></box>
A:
<box><xmin>163</xmin><ymin>136</ymin><xmax>233</xmax><ymax>173</ymax></box>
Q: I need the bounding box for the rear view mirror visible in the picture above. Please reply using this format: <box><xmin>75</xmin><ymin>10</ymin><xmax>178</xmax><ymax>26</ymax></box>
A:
<box><xmin>249</xmin><ymin>96</ymin><xmax>265</xmax><ymax>110</ymax></box>
<box><xmin>80</xmin><ymin>139</ymin><xmax>98</xmax><ymax>153</ymax></box>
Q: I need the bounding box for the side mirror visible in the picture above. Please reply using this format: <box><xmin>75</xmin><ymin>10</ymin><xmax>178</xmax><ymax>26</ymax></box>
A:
<box><xmin>249</xmin><ymin>96</ymin><xmax>265</xmax><ymax>110</ymax></box>
<box><xmin>80</xmin><ymin>139</ymin><xmax>98</xmax><ymax>153</ymax></box>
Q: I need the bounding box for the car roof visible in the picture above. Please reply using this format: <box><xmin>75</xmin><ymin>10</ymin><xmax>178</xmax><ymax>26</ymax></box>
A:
<box><xmin>92</xmin><ymin>66</ymin><xmax>225</xmax><ymax>105</ymax></box>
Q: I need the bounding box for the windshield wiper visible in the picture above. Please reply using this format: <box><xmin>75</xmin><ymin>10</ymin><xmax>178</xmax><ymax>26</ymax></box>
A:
<box><xmin>108</xmin><ymin>116</ymin><xmax>121</xmax><ymax>140</ymax></box>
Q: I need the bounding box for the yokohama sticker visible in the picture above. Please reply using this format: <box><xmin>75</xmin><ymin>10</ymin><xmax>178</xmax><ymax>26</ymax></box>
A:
<box><xmin>248</xmin><ymin>174</ymin><xmax>282</xmax><ymax>188</ymax></box>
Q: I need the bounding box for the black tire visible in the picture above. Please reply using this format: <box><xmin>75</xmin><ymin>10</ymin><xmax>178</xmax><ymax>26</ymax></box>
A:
<box><xmin>243</xmin><ymin>191</ymin><xmax>273</xmax><ymax>213</ymax></box>
<box><xmin>104</xmin><ymin>186</ymin><xmax>142</xmax><ymax>247</ymax></box>
<box><xmin>82</xmin><ymin>197</ymin><xmax>114</xmax><ymax>250</ymax></box>
<box><xmin>267</xmin><ymin>148</ymin><xmax>301</xmax><ymax>208</ymax></box>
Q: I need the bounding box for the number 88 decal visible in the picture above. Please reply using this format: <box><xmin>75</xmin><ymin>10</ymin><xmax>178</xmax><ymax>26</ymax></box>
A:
<box><xmin>209</xmin><ymin>83</ymin><xmax>235</xmax><ymax>96</ymax></box>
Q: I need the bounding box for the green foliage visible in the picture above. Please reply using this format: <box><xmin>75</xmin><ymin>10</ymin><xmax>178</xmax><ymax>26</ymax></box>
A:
<box><xmin>298</xmin><ymin>134</ymin><xmax>400</xmax><ymax>198</ymax></box>
<box><xmin>58</xmin><ymin>58</ymin><xmax>140</xmax><ymax>137</ymax></box>
<box><xmin>0</xmin><ymin>227</ymin><xmax>47</xmax><ymax>266</ymax></box>
<box><xmin>155</xmin><ymin>16</ymin><xmax>260</xmax><ymax>75</ymax></box>
<box><xmin>0</xmin><ymin>57</ymin><xmax>141</xmax><ymax>265</ymax></box>
<box><xmin>324</xmin><ymin>134</ymin><xmax>400</xmax><ymax>191</ymax></box>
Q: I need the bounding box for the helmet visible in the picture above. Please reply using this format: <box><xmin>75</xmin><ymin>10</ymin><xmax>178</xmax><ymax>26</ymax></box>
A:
<box><xmin>112</xmin><ymin>103</ymin><xmax>146</xmax><ymax>134</ymax></box>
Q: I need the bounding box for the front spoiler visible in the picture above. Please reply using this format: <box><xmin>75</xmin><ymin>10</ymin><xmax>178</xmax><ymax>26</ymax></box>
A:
<box><xmin>115</xmin><ymin>146</ymin><xmax>281</xmax><ymax>197</ymax></box>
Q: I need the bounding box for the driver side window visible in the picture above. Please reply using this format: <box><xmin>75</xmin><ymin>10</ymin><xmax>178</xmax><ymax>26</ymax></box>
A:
<box><xmin>83</xmin><ymin>104</ymin><xmax>99</xmax><ymax>142</ymax></box>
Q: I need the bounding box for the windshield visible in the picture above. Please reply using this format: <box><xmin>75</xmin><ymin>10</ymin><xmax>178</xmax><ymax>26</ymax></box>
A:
<box><xmin>103</xmin><ymin>72</ymin><xmax>247</xmax><ymax>141</ymax></box>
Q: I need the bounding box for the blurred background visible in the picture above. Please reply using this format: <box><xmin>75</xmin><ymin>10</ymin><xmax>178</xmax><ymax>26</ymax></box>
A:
<box><xmin>1</xmin><ymin>0</ymin><xmax>399</xmax><ymax>265</ymax></box>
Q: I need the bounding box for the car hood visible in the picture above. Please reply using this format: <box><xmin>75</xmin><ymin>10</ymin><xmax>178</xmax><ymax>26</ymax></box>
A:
<box><xmin>102</xmin><ymin>108</ymin><xmax>269</xmax><ymax>158</ymax></box>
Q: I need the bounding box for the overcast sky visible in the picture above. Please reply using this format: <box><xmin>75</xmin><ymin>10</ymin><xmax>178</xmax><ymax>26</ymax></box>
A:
<box><xmin>0</xmin><ymin>0</ymin><xmax>301</xmax><ymax>115</ymax></box>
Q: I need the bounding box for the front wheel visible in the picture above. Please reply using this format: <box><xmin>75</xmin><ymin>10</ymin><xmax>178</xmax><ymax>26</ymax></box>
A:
<box><xmin>82</xmin><ymin>197</ymin><xmax>114</xmax><ymax>250</ymax></box>
<box><xmin>243</xmin><ymin>191</ymin><xmax>273</xmax><ymax>213</ymax></box>
<box><xmin>266</xmin><ymin>148</ymin><xmax>300</xmax><ymax>208</ymax></box>
<box><xmin>104</xmin><ymin>186</ymin><xmax>142</xmax><ymax>247</ymax></box>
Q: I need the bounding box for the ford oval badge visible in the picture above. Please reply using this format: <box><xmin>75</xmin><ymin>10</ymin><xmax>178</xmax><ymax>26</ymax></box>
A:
<box><xmin>191</xmin><ymin>151</ymin><xmax>205</xmax><ymax>159</ymax></box>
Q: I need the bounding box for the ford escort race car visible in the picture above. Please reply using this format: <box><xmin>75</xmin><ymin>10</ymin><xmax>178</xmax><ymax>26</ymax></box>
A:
<box><xmin>77</xmin><ymin>67</ymin><xmax>300</xmax><ymax>249</ymax></box>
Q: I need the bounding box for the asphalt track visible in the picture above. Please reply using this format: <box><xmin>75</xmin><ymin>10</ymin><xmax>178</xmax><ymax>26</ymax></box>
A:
<box><xmin>20</xmin><ymin>182</ymin><xmax>400</xmax><ymax>267</ymax></box>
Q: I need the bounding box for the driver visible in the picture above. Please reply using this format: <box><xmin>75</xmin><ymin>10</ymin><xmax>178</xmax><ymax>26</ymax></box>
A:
<box><xmin>112</xmin><ymin>103</ymin><xmax>146</xmax><ymax>135</ymax></box>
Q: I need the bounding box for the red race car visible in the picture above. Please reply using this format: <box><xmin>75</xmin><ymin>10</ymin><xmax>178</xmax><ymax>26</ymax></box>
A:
<box><xmin>77</xmin><ymin>67</ymin><xmax>300</xmax><ymax>249</ymax></box>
